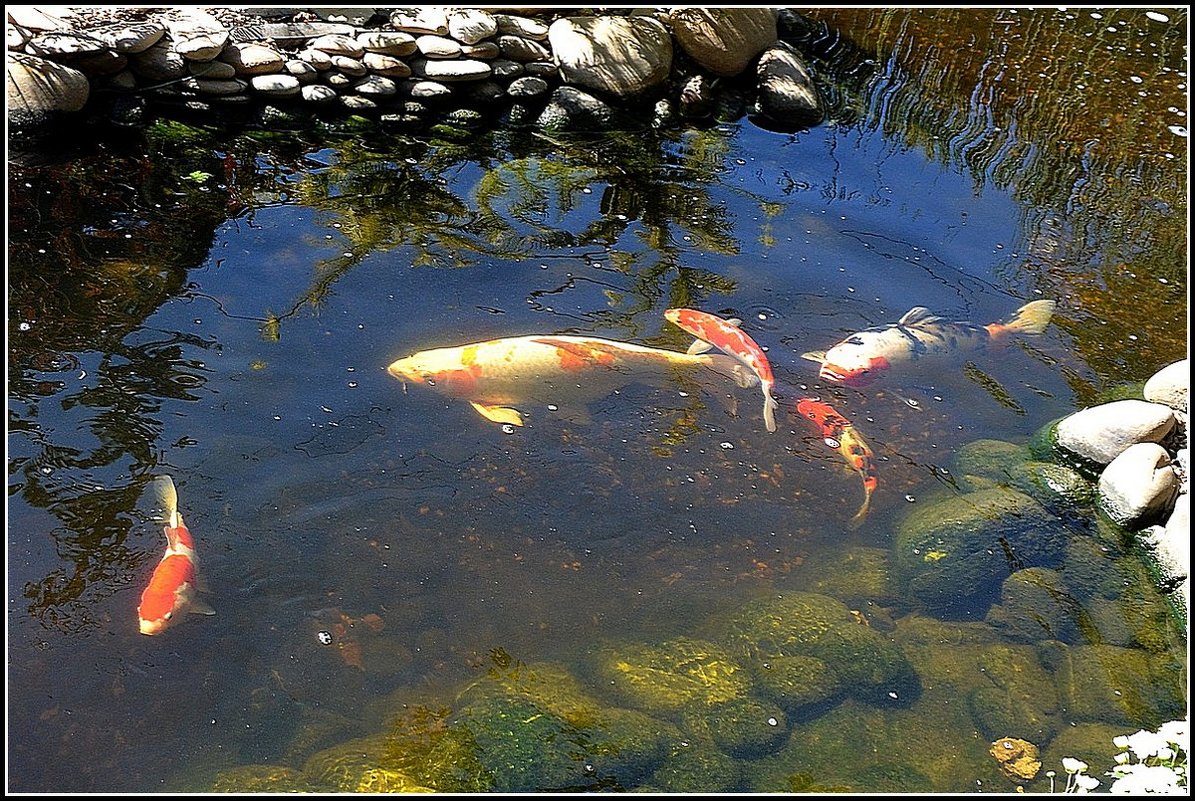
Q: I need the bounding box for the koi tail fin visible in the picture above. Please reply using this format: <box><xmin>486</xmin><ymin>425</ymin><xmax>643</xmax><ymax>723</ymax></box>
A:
<box><xmin>999</xmin><ymin>299</ymin><xmax>1056</xmax><ymax>337</ymax></box>
<box><xmin>763</xmin><ymin>392</ymin><xmax>778</xmax><ymax>433</ymax></box>
<box><xmin>848</xmin><ymin>487</ymin><xmax>872</xmax><ymax>529</ymax></box>
<box><xmin>148</xmin><ymin>475</ymin><xmax>179</xmax><ymax>529</ymax></box>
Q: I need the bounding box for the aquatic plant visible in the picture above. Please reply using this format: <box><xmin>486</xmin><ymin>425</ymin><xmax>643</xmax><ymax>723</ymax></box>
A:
<box><xmin>1047</xmin><ymin>719</ymin><xmax>1189</xmax><ymax>793</ymax></box>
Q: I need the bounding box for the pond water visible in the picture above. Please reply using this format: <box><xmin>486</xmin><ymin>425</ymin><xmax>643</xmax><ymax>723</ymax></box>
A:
<box><xmin>6</xmin><ymin>7</ymin><xmax>1188</xmax><ymax>794</ymax></box>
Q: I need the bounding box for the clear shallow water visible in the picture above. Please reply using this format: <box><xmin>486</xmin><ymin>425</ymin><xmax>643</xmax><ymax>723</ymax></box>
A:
<box><xmin>7</xmin><ymin>8</ymin><xmax>1187</xmax><ymax>793</ymax></box>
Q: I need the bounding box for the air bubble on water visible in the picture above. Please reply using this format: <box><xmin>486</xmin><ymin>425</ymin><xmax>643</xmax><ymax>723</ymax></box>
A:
<box><xmin>720</xmin><ymin>442</ymin><xmax>734</xmax><ymax>450</ymax></box>
<box><xmin>41</xmin><ymin>467</ymin><xmax>52</xmax><ymax>475</ymax></box>
<box><xmin>824</xmin><ymin>437</ymin><xmax>841</xmax><ymax>449</ymax></box>
<box><xmin>1146</xmin><ymin>11</ymin><xmax>1170</xmax><ymax>22</ymax></box>
<box><xmin>678</xmin><ymin>391</ymin><xmax>689</xmax><ymax>397</ymax></box>
<box><xmin>501</xmin><ymin>424</ymin><xmax>516</xmax><ymax>435</ymax></box>
<box><xmin>317</xmin><ymin>630</ymin><xmax>333</xmax><ymax>645</ymax></box>
<box><xmin>273</xmin><ymin>415</ymin><xmax>281</xmax><ymax>421</ymax></box>
<box><xmin>906</xmin><ymin>494</ymin><xmax>916</xmax><ymax>503</ymax></box>
<box><xmin>547</xmin><ymin>404</ymin><xmax>558</xmax><ymax>411</ymax></box>
<box><xmin>18</xmin><ymin>321</ymin><xmax>32</xmax><ymax>332</ymax></box>
<box><xmin>767</xmin><ymin>717</ymin><xmax>779</xmax><ymax>726</ymax></box>
<box><xmin>1168</xmin><ymin>125</ymin><xmax>1188</xmax><ymax>137</ymax></box>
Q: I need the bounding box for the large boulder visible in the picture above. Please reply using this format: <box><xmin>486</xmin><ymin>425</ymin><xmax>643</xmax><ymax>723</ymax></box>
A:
<box><xmin>590</xmin><ymin>636</ymin><xmax>751</xmax><ymax>714</ymax></box>
<box><xmin>6</xmin><ymin>52</ymin><xmax>89</xmax><ymax>128</ymax></box>
<box><xmin>1143</xmin><ymin>359</ymin><xmax>1189</xmax><ymax>411</ymax></box>
<box><xmin>549</xmin><ymin>15</ymin><xmax>672</xmax><ymax>98</ymax></box>
<box><xmin>1053</xmin><ymin>400</ymin><xmax>1176</xmax><ymax>466</ymax></box>
<box><xmin>666</xmin><ymin>8</ymin><xmax>777</xmax><ymax>77</ymax></box>
<box><xmin>1098</xmin><ymin>442</ymin><xmax>1180</xmax><ymax>528</ymax></box>
<box><xmin>893</xmin><ymin>487</ymin><xmax>1066</xmax><ymax>615</ymax></box>
<box><xmin>752</xmin><ymin>43</ymin><xmax>824</xmax><ymax>130</ymax></box>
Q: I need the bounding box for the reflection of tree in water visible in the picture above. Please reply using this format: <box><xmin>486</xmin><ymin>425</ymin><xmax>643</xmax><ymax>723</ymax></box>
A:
<box><xmin>789</xmin><ymin>7</ymin><xmax>1187</xmax><ymax>393</ymax></box>
<box><xmin>8</xmin><ymin>129</ymin><xmax>227</xmax><ymax>630</ymax></box>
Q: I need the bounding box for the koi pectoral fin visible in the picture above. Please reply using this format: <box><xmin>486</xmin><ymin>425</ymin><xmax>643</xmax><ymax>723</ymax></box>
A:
<box><xmin>469</xmin><ymin>401</ymin><xmax>525</xmax><ymax>427</ymax></box>
<box><xmin>801</xmin><ymin>351</ymin><xmax>827</xmax><ymax>365</ymax></box>
<box><xmin>189</xmin><ymin>597</ymin><xmax>217</xmax><ymax>616</ymax></box>
<box><xmin>686</xmin><ymin>338</ymin><xmax>714</xmax><ymax>355</ymax></box>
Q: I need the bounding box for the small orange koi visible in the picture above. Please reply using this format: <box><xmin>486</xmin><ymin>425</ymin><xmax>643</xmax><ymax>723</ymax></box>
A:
<box><xmin>665</xmin><ymin>308</ymin><xmax>779</xmax><ymax>432</ymax></box>
<box><xmin>137</xmin><ymin>476</ymin><xmax>214</xmax><ymax>635</ymax></box>
<box><xmin>795</xmin><ymin>398</ymin><xmax>878</xmax><ymax>528</ymax></box>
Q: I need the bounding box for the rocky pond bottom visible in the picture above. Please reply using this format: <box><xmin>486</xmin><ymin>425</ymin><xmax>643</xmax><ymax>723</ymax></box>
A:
<box><xmin>204</xmin><ymin>363</ymin><xmax>1187</xmax><ymax>794</ymax></box>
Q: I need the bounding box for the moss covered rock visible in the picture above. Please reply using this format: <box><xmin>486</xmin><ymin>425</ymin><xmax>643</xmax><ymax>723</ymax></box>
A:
<box><xmin>649</xmin><ymin>738</ymin><xmax>743</xmax><ymax>792</ymax></box>
<box><xmin>893</xmin><ymin>487</ymin><xmax>1066</xmax><ymax>615</ymax></box>
<box><xmin>720</xmin><ymin>592</ymin><xmax>854</xmax><ymax>658</ymax></box>
<box><xmin>751</xmin><ymin>654</ymin><xmax>841</xmax><ymax>713</ymax></box>
<box><xmin>790</xmin><ymin>546</ymin><xmax>901</xmax><ymax>606</ymax></box>
<box><xmin>1005</xmin><ymin>461</ymin><xmax>1096</xmax><ymax>516</ymax></box>
<box><xmin>984</xmin><ymin>568</ymin><xmax>1090</xmax><ymax>644</ymax></box>
<box><xmin>952</xmin><ymin>438</ymin><xmax>1031</xmax><ymax>481</ymax></box>
<box><xmin>583</xmin><ymin>707</ymin><xmax>681</xmax><ymax>784</ymax></box>
<box><xmin>1052</xmin><ymin>644</ymin><xmax>1187</xmax><ymax>729</ymax></box>
<box><xmin>803</xmin><ymin>621</ymin><xmax>921</xmax><ymax>706</ymax></box>
<box><xmin>212</xmin><ymin>764</ymin><xmax>316</xmax><ymax>792</ymax></box>
<box><xmin>304</xmin><ymin>733</ymin><xmax>431</xmax><ymax>792</ymax></box>
<box><xmin>591</xmin><ymin>637</ymin><xmax>751</xmax><ymax>715</ymax></box>
<box><xmin>455</xmin><ymin>660</ymin><xmax>604</xmax><ymax>728</ymax></box>
<box><xmin>702</xmin><ymin>695</ymin><xmax>787</xmax><ymax>758</ymax></box>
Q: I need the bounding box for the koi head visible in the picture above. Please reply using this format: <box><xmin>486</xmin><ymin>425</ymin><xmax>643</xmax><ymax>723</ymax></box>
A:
<box><xmin>388</xmin><ymin>344</ymin><xmax>485</xmax><ymax>393</ymax></box>
<box><xmin>804</xmin><ymin>340</ymin><xmax>890</xmax><ymax>386</ymax></box>
<box><xmin>796</xmin><ymin>398</ymin><xmax>848</xmax><ymax>433</ymax></box>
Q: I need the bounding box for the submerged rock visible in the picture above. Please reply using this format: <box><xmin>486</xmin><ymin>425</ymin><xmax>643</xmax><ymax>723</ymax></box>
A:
<box><xmin>751</xmin><ymin>654</ymin><xmax>842</xmax><ymax>713</ymax></box>
<box><xmin>989</xmin><ymin>736</ymin><xmax>1041</xmax><ymax>783</ymax></box>
<box><xmin>591</xmin><ymin>636</ymin><xmax>751</xmax><ymax>714</ymax></box>
<box><xmin>893</xmin><ymin>487</ymin><xmax>1066</xmax><ymax>615</ymax></box>
<box><xmin>1051</xmin><ymin>643</ymin><xmax>1186</xmax><ymax>728</ymax></box>
<box><xmin>212</xmin><ymin>764</ymin><xmax>315</xmax><ymax>792</ymax></box>
<box><xmin>702</xmin><ymin>695</ymin><xmax>787</xmax><ymax>758</ymax></box>
<box><xmin>984</xmin><ymin>568</ymin><xmax>1087</xmax><ymax>644</ymax></box>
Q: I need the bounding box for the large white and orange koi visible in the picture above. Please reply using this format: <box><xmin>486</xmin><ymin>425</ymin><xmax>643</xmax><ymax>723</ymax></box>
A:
<box><xmin>795</xmin><ymin>397</ymin><xmax>878</xmax><ymax>528</ymax></box>
<box><xmin>137</xmin><ymin>476</ymin><xmax>214</xmax><ymax>635</ymax></box>
<box><xmin>387</xmin><ymin>334</ymin><xmax>758</xmax><ymax>426</ymax></box>
<box><xmin>664</xmin><ymin>308</ymin><xmax>779</xmax><ymax>433</ymax></box>
<box><xmin>801</xmin><ymin>300</ymin><xmax>1056</xmax><ymax>387</ymax></box>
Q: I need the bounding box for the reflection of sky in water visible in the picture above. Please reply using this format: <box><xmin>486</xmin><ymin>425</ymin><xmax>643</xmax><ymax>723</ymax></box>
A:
<box><xmin>7</xmin><ymin>7</ymin><xmax>1186</xmax><ymax>793</ymax></box>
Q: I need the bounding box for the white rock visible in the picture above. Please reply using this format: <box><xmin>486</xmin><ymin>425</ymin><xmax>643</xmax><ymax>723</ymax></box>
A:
<box><xmin>390</xmin><ymin>8</ymin><xmax>448</xmax><ymax>35</ymax></box>
<box><xmin>447</xmin><ymin>9</ymin><xmax>497</xmax><ymax>45</ymax></box>
<box><xmin>7</xmin><ymin>7</ymin><xmax>71</xmax><ymax>32</ymax></box>
<box><xmin>191</xmin><ymin>59</ymin><xmax>237</xmax><ymax>80</ymax></box>
<box><xmin>1144</xmin><ymin>359</ymin><xmax>1189</xmax><ymax>411</ymax></box>
<box><xmin>416</xmin><ymin>35</ymin><xmax>462</xmax><ymax>59</ymax></box>
<box><xmin>1099</xmin><ymin>442</ymin><xmax>1180</xmax><ymax>529</ymax></box>
<box><xmin>362</xmin><ymin>53</ymin><xmax>411</xmax><ymax>77</ymax></box>
<box><xmin>297</xmin><ymin>48</ymin><xmax>334</xmax><ymax>70</ymax></box>
<box><xmin>353</xmin><ymin>74</ymin><xmax>398</xmax><ymax>96</ymax></box>
<box><xmin>667</xmin><ymin>8</ymin><xmax>777</xmax><ymax>77</ymax></box>
<box><xmin>413</xmin><ymin>58</ymin><xmax>491</xmax><ymax>82</ymax></box>
<box><xmin>163</xmin><ymin>8</ymin><xmax>229</xmax><ymax>61</ymax></box>
<box><xmin>549</xmin><ymin>15</ymin><xmax>672</xmax><ymax>98</ymax></box>
<box><xmin>356</xmin><ymin>31</ymin><xmax>417</xmax><ymax>57</ymax></box>
<box><xmin>461</xmin><ymin>41</ymin><xmax>500</xmax><ymax>60</ymax></box>
<box><xmin>494</xmin><ymin>13</ymin><xmax>549</xmax><ymax>41</ymax></box>
<box><xmin>221</xmin><ymin>43</ymin><xmax>285</xmax><ymax>75</ymax></box>
<box><xmin>6</xmin><ymin>52</ymin><xmax>89</xmax><ymax>126</ymax></box>
<box><xmin>330</xmin><ymin>56</ymin><xmax>367</xmax><ymax>77</ymax></box>
<box><xmin>284</xmin><ymin>60</ymin><xmax>320</xmax><ymax>82</ymax></box>
<box><xmin>249</xmin><ymin>73</ymin><xmax>301</xmax><ymax>97</ymax></box>
<box><xmin>93</xmin><ymin>22</ymin><xmax>167</xmax><ymax>54</ymax></box>
<box><xmin>301</xmin><ymin>83</ymin><xmax>338</xmax><ymax>103</ymax></box>
<box><xmin>310</xmin><ymin>34</ymin><xmax>364</xmax><ymax>58</ymax></box>
<box><xmin>497</xmin><ymin>34</ymin><xmax>551</xmax><ymax>62</ymax></box>
<box><xmin>1055</xmin><ymin>399</ymin><xmax>1176</xmax><ymax>465</ymax></box>
<box><xmin>314</xmin><ymin>7</ymin><xmax>377</xmax><ymax>26</ymax></box>
<box><xmin>1140</xmin><ymin>493</ymin><xmax>1190</xmax><ymax>604</ymax></box>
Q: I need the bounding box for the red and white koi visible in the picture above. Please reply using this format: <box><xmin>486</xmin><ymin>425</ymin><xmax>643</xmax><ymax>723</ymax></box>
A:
<box><xmin>387</xmin><ymin>334</ymin><xmax>758</xmax><ymax>426</ymax></box>
<box><xmin>664</xmin><ymin>308</ymin><xmax>779</xmax><ymax>433</ymax></box>
<box><xmin>795</xmin><ymin>398</ymin><xmax>878</xmax><ymax>528</ymax></box>
<box><xmin>801</xmin><ymin>300</ymin><xmax>1056</xmax><ymax>387</ymax></box>
<box><xmin>137</xmin><ymin>476</ymin><xmax>214</xmax><ymax>635</ymax></box>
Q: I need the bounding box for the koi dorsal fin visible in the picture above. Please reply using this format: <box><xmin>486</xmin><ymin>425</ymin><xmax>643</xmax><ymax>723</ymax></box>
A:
<box><xmin>897</xmin><ymin>307</ymin><xmax>940</xmax><ymax>327</ymax></box>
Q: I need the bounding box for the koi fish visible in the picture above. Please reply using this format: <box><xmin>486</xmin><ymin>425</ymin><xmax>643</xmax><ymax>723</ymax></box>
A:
<box><xmin>137</xmin><ymin>476</ymin><xmax>214</xmax><ymax>635</ymax></box>
<box><xmin>801</xmin><ymin>300</ymin><xmax>1057</xmax><ymax>387</ymax></box>
<box><xmin>387</xmin><ymin>334</ymin><xmax>759</xmax><ymax>426</ymax></box>
<box><xmin>795</xmin><ymin>398</ymin><xmax>878</xmax><ymax>528</ymax></box>
<box><xmin>664</xmin><ymin>308</ymin><xmax>779</xmax><ymax>433</ymax></box>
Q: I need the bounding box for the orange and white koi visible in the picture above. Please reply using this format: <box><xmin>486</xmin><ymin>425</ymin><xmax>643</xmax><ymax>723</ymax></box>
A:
<box><xmin>387</xmin><ymin>334</ymin><xmax>758</xmax><ymax>426</ymax></box>
<box><xmin>796</xmin><ymin>398</ymin><xmax>878</xmax><ymax>528</ymax></box>
<box><xmin>664</xmin><ymin>308</ymin><xmax>779</xmax><ymax>433</ymax></box>
<box><xmin>801</xmin><ymin>300</ymin><xmax>1056</xmax><ymax>387</ymax></box>
<box><xmin>137</xmin><ymin>476</ymin><xmax>214</xmax><ymax>635</ymax></box>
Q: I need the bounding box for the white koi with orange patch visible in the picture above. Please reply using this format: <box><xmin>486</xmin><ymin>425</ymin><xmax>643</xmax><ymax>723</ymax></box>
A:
<box><xmin>387</xmin><ymin>334</ymin><xmax>758</xmax><ymax>426</ymax></box>
<box><xmin>802</xmin><ymin>300</ymin><xmax>1056</xmax><ymax>387</ymax></box>
<box><xmin>137</xmin><ymin>476</ymin><xmax>214</xmax><ymax>635</ymax></box>
<box><xmin>664</xmin><ymin>308</ymin><xmax>779</xmax><ymax>432</ymax></box>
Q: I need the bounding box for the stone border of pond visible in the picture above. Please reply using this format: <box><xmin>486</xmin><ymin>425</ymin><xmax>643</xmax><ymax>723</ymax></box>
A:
<box><xmin>6</xmin><ymin>6</ymin><xmax>826</xmax><ymax>135</ymax></box>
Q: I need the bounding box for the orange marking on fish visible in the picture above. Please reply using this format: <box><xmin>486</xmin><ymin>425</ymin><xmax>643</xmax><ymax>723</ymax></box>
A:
<box><xmin>796</xmin><ymin>398</ymin><xmax>878</xmax><ymax>527</ymax></box>
<box><xmin>665</xmin><ymin>308</ymin><xmax>778</xmax><ymax>432</ymax></box>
